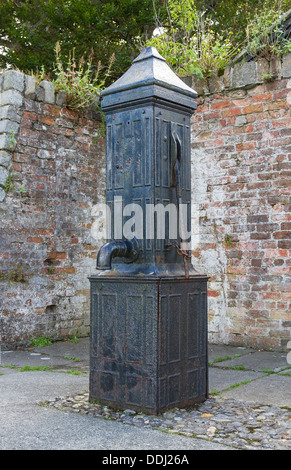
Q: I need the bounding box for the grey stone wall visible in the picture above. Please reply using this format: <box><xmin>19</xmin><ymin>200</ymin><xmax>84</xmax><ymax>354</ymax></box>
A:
<box><xmin>0</xmin><ymin>70</ymin><xmax>105</xmax><ymax>348</ymax></box>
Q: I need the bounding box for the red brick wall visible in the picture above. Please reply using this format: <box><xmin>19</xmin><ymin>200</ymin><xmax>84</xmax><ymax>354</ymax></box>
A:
<box><xmin>190</xmin><ymin>65</ymin><xmax>291</xmax><ymax>351</ymax></box>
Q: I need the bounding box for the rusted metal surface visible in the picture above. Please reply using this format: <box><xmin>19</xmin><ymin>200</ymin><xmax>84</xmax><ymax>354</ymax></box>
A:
<box><xmin>89</xmin><ymin>277</ymin><xmax>208</xmax><ymax>414</ymax></box>
<box><xmin>89</xmin><ymin>47</ymin><xmax>209</xmax><ymax>413</ymax></box>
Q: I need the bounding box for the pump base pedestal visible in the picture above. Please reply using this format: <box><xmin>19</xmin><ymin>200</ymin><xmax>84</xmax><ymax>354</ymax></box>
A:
<box><xmin>89</xmin><ymin>275</ymin><xmax>208</xmax><ymax>415</ymax></box>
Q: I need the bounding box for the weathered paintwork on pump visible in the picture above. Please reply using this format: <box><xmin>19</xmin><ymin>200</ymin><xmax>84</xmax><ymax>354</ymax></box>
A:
<box><xmin>89</xmin><ymin>47</ymin><xmax>208</xmax><ymax>413</ymax></box>
<box><xmin>90</xmin><ymin>277</ymin><xmax>208</xmax><ymax>414</ymax></box>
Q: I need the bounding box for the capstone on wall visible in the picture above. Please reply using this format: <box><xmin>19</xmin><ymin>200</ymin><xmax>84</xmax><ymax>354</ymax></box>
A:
<box><xmin>0</xmin><ymin>71</ymin><xmax>105</xmax><ymax>347</ymax></box>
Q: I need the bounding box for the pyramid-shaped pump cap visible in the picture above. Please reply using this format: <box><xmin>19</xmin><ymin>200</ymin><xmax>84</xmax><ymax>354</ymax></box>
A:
<box><xmin>101</xmin><ymin>46</ymin><xmax>197</xmax><ymax>112</ymax></box>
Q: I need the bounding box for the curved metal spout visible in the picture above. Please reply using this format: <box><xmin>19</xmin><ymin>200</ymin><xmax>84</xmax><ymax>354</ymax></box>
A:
<box><xmin>96</xmin><ymin>237</ymin><xmax>140</xmax><ymax>270</ymax></box>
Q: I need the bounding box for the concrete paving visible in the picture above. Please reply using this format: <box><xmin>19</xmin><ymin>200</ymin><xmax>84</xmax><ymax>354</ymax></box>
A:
<box><xmin>1</xmin><ymin>337</ymin><xmax>290</xmax><ymax>450</ymax></box>
<box><xmin>0</xmin><ymin>372</ymin><xmax>231</xmax><ymax>450</ymax></box>
<box><xmin>209</xmin><ymin>343</ymin><xmax>291</xmax><ymax>407</ymax></box>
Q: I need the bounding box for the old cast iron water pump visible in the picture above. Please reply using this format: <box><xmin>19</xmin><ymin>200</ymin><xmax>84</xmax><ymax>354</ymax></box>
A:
<box><xmin>89</xmin><ymin>47</ymin><xmax>208</xmax><ymax>414</ymax></box>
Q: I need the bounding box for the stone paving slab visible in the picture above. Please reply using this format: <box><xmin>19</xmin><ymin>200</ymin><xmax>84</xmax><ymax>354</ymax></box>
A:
<box><xmin>211</xmin><ymin>350</ymin><xmax>291</xmax><ymax>372</ymax></box>
<box><xmin>221</xmin><ymin>374</ymin><xmax>291</xmax><ymax>407</ymax></box>
<box><xmin>209</xmin><ymin>367</ymin><xmax>263</xmax><ymax>394</ymax></box>
<box><xmin>0</xmin><ymin>370</ymin><xmax>231</xmax><ymax>450</ymax></box>
<box><xmin>32</xmin><ymin>337</ymin><xmax>90</xmax><ymax>361</ymax></box>
<box><xmin>208</xmin><ymin>344</ymin><xmax>255</xmax><ymax>363</ymax></box>
<box><xmin>1</xmin><ymin>349</ymin><xmax>87</xmax><ymax>371</ymax></box>
<box><xmin>0</xmin><ymin>405</ymin><xmax>232</xmax><ymax>450</ymax></box>
<box><xmin>0</xmin><ymin>337</ymin><xmax>89</xmax><ymax>371</ymax></box>
<box><xmin>0</xmin><ymin>370</ymin><xmax>89</xmax><ymax>406</ymax></box>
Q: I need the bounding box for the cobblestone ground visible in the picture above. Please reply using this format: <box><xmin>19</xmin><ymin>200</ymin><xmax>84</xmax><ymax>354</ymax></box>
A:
<box><xmin>42</xmin><ymin>392</ymin><xmax>291</xmax><ymax>450</ymax></box>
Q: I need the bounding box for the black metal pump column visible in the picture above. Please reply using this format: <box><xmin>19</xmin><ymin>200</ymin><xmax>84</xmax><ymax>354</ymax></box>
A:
<box><xmin>89</xmin><ymin>47</ymin><xmax>209</xmax><ymax>414</ymax></box>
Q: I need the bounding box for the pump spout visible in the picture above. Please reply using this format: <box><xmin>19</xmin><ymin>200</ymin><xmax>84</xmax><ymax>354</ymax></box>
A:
<box><xmin>96</xmin><ymin>237</ymin><xmax>140</xmax><ymax>270</ymax></box>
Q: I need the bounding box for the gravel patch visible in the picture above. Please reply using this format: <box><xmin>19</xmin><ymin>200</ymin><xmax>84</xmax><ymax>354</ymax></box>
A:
<box><xmin>41</xmin><ymin>392</ymin><xmax>291</xmax><ymax>450</ymax></box>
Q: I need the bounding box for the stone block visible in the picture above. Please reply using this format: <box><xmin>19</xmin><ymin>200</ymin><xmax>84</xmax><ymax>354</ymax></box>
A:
<box><xmin>257</xmin><ymin>58</ymin><xmax>269</xmax><ymax>82</ymax></box>
<box><xmin>35</xmin><ymin>80</ymin><xmax>55</xmax><ymax>104</ymax></box>
<box><xmin>241</xmin><ymin>62</ymin><xmax>258</xmax><ymax>86</ymax></box>
<box><xmin>209</xmin><ymin>73</ymin><xmax>224</xmax><ymax>93</ymax></box>
<box><xmin>37</xmin><ymin>149</ymin><xmax>53</xmax><ymax>159</ymax></box>
<box><xmin>0</xmin><ymin>119</ymin><xmax>19</xmax><ymax>135</ymax></box>
<box><xmin>0</xmin><ymin>89</ymin><xmax>23</xmax><ymax>108</ymax></box>
<box><xmin>269</xmin><ymin>57</ymin><xmax>282</xmax><ymax>78</ymax></box>
<box><xmin>25</xmin><ymin>74</ymin><xmax>36</xmax><ymax>97</ymax></box>
<box><xmin>0</xmin><ymin>187</ymin><xmax>5</xmax><ymax>202</ymax></box>
<box><xmin>223</xmin><ymin>66</ymin><xmax>231</xmax><ymax>88</ymax></box>
<box><xmin>234</xmin><ymin>115</ymin><xmax>247</xmax><ymax>127</ymax></box>
<box><xmin>0</xmin><ymin>105</ymin><xmax>21</xmax><ymax>123</ymax></box>
<box><xmin>35</xmin><ymin>83</ymin><xmax>45</xmax><ymax>102</ymax></box>
<box><xmin>180</xmin><ymin>75</ymin><xmax>193</xmax><ymax>88</ymax></box>
<box><xmin>3</xmin><ymin>70</ymin><xmax>24</xmax><ymax>92</ymax></box>
<box><xmin>282</xmin><ymin>52</ymin><xmax>291</xmax><ymax>78</ymax></box>
<box><xmin>192</xmin><ymin>76</ymin><xmax>209</xmax><ymax>96</ymax></box>
<box><xmin>55</xmin><ymin>91</ymin><xmax>67</xmax><ymax>107</ymax></box>
<box><xmin>0</xmin><ymin>134</ymin><xmax>12</xmax><ymax>151</ymax></box>
<box><xmin>231</xmin><ymin>61</ymin><xmax>257</xmax><ymax>88</ymax></box>
<box><xmin>0</xmin><ymin>150</ymin><xmax>12</xmax><ymax>168</ymax></box>
<box><xmin>0</xmin><ymin>166</ymin><xmax>9</xmax><ymax>186</ymax></box>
